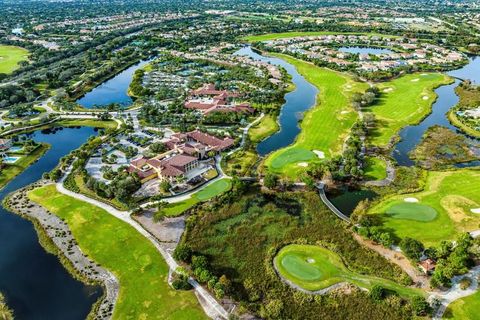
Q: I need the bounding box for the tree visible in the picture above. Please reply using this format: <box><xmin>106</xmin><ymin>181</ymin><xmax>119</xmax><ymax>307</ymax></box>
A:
<box><xmin>160</xmin><ymin>180</ymin><xmax>171</xmax><ymax>193</ymax></box>
<box><xmin>264</xmin><ymin>173</ymin><xmax>278</xmax><ymax>189</ymax></box>
<box><xmin>264</xmin><ymin>299</ymin><xmax>283</xmax><ymax>318</ymax></box>
<box><xmin>399</xmin><ymin>237</ymin><xmax>424</xmax><ymax>261</ymax></box>
<box><xmin>411</xmin><ymin>296</ymin><xmax>431</xmax><ymax>316</ymax></box>
<box><xmin>369</xmin><ymin>285</ymin><xmax>385</xmax><ymax>301</ymax></box>
<box><xmin>173</xmin><ymin>244</ymin><xmax>192</xmax><ymax>262</ymax></box>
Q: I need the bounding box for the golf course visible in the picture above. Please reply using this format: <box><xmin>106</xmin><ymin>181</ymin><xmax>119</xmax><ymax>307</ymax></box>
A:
<box><xmin>366</xmin><ymin>73</ymin><xmax>452</xmax><ymax>147</ymax></box>
<box><xmin>364</xmin><ymin>157</ymin><xmax>387</xmax><ymax>181</ymax></box>
<box><xmin>0</xmin><ymin>45</ymin><xmax>29</xmax><ymax>74</ymax></box>
<box><xmin>28</xmin><ymin>185</ymin><xmax>207</xmax><ymax>320</ymax></box>
<box><xmin>368</xmin><ymin>169</ymin><xmax>480</xmax><ymax>245</ymax></box>
<box><xmin>274</xmin><ymin>244</ymin><xmax>420</xmax><ymax>297</ymax></box>
<box><xmin>263</xmin><ymin>53</ymin><xmax>368</xmax><ymax>177</ymax></box>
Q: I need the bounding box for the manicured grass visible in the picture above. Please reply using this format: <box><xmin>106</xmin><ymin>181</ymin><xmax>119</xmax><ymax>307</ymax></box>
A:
<box><xmin>28</xmin><ymin>185</ymin><xmax>207</xmax><ymax>320</ymax></box>
<box><xmin>248</xmin><ymin>114</ymin><xmax>279</xmax><ymax>143</ymax></box>
<box><xmin>264</xmin><ymin>53</ymin><xmax>368</xmax><ymax>177</ymax></box>
<box><xmin>445</xmin><ymin>290</ymin><xmax>480</xmax><ymax>319</ymax></box>
<box><xmin>57</xmin><ymin>119</ymin><xmax>118</xmax><ymax>129</ymax></box>
<box><xmin>0</xmin><ymin>144</ymin><xmax>49</xmax><ymax>190</ymax></box>
<box><xmin>162</xmin><ymin>179</ymin><xmax>232</xmax><ymax>216</ymax></box>
<box><xmin>244</xmin><ymin>31</ymin><xmax>399</xmax><ymax>42</ymax></box>
<box><xmin>0</xmin><ymin>45</ymin><xmax>29</xmax><ymax>74</ymax></box>
<box><xmin>364</xmin><ymin>157</ymin><xmax>387</xmax><ymax>181</ymax></box>
<box><xmin>367</xmin><ymin>73</ymin><xmax>453</xmax><ymax>147</ymax></box>
<box><xmin>369</xmin><ymin>169</ymin><xmax>480</xmax><ymax>245</ymax></box>
<box><xmin>275</xmin><ymin>244</ymin><xmax>420</xmax><ymax>297</ymax></box>
<box><xmin>384</xmin><ymin>202</ymin><xmax>438</xmax><ymax>222</ymax></box>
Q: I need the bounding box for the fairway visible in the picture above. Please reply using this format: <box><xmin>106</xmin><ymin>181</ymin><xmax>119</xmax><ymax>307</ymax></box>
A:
<box><xmin>385</xmin><ymin>202</ymin><xmax>438</xmax><ymax>221</ymax></box>
<box><xmin>264</xmin><ymin>53</ymin><xmax>368</xmax><ymax>177</ymax></box>
<box><xmin>369</xmin><ymin>169</ymin><xmax>480</xmax><ymax>245</ymax></box>
<box><xmin>274</xmin><ymin>244</ymin><xmax>420</xmax><ymax>296</ymax></box>
<box><xmin>367</xmin><ymin>73</ymin><xmax>452</xmax><ymax>147</ymax></box>
<box><xmin>28</xmin><ymin>185</ymin><xmax>207</xmax><ymax>320</ymax></box>
<box><xmin>445</xmin><ymin>290</ymin><xmax>480</xmax><ymax>319</ymax></box>
<box><xmin>163</xmin><ymin>178</ymin><xmax>232</xmax><ymax>216</ymax></box>
<box><xmin>0</xmin><ymin>45</ymin><xmax>29</xmax><ymax>74</ymax></box>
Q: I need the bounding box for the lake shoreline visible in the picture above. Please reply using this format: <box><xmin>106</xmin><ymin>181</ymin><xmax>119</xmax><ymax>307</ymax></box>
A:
<box><xmin>4</xmin><ymin>180</ymin><xmax>119</xmax><ymax>320</ymax></box>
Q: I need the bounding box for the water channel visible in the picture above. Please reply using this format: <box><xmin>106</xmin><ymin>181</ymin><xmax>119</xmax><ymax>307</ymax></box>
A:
<box><xmin>76</xmin><ymin>59</ymin><xmax>151</xmax><ymax>109</ymax></box>
<box><xmin>0</xmin><ymin>127</ymin><xmax>102</xmax><ymax>319</ymax></box>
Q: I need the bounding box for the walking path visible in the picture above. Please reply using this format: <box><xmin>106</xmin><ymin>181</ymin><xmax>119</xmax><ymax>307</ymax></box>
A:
<box><xmin>316</xmin><ymin>182</ymin><xmax>351</xmax><ymax>223</ymax></box>
<box><xmin>56</xmin><ymin>169</ymin><xmax>228</xmax><ymax>319</ymax></box>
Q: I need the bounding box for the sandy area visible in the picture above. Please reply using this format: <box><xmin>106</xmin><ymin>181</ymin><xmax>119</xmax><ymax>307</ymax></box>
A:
<box><xmin>341</xmin><ymin>111</ymin><xmax>349</xmax><ymax>114</ymax></box>
<box><xmin>313</xmin><ymin>150</ymin><xmax>325</xmax><ymax>159</ymax></box>
<box><xmin>411</xmin><ymin>78</ymin><xmax>420</xmax><ymax>82</ymax></box>
<box><xmin>307</xmin><ymin>258</ymin><xmax>315</xmax><ymax>263</ymax></box>
<box><xmin>298</xmin><ymin>162</ymin><xmax>309</xmax><ymax>167</ymax></box>
<box><xmin>404</xmin><ymin>197</ymin><xmax>419</xmax><ymax>203</ymax></box>
<box><xmin>383</xmin><ymin>87</ymin><xmax>393</xmax><ymax>93</ymax></box>
<box><xmin>421</xmin><ymin>73</ymin><xmax>428</xmax><ymax>76</ymax></box>
<box><xmin>471</xmin><ymin>208</ymin><xmax>480</xmax><ymax>214</ymax></box>
<box><xmin>423</xmin><ymin>96</ymin><xmax>429</xmax><ymax>100</ymax></box>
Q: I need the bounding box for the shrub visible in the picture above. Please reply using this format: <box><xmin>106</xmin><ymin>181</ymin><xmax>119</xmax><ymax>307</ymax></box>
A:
<box><xmin>173</xmin><ymin>244</ymin><xmax>192</xmax><ymax>262</ymax></box>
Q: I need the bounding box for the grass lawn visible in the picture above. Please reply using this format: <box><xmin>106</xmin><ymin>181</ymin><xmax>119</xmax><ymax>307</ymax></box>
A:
<box><xmin>0</xmin><ymin>45</ymin><xmax>29</xmax><ymax>74</ymax></box>
<box><xmin>0</xmin><ymin>144</ymin><xmax>49</xmax><ymax>190</ymax></box>
<box><xmin>244</xmin><ymin>31</ymin><xmax>399</xmax><ymax>42</ymax></box>
<box><xmin>248</xmin><ymin>114</ymin><xmax>279</xmax><ymax>143</ymax></box>
<box><xmin>56</xmin><ymin>119</ymin><xmax>118</xmax><ymax>129</ymax></box>
<box><xmin>225</xmin><ymin>150</ymin><xmax>258</xmax><ymax>176</ymax></box>
<box><xmin>444</xmin><ymin>290</ymin><xmax>480</xmax><ymax>319</ymax></box>
<box><xmin>162</xmin><ymin>179</ymin><xmax>232</xmax><ymax>216</ymax></box>
<box><xmin>275</xmin><ymin>244</ymin><xmax>420</xmax><ymax>297</ymax></box>
<box><xmin>369</xmin><ymin>169</ymin><xmax>480</xmax><ymax>245</ymax></box>
<box><xmin>364</xmin><ymin>157</ymin><xmax>387</xmax><ymax>181</ymax></box>
<box><xmin>28</xmin><ymin>185</ymin><xmax>207</xmax><ymax>320</ymax></box>
<box><xmin>367</xmin><ymin>73</ymin><xmax>453</xmax><ymax>147</ymax></box>
<box><xmin>263</xmin><ymin>53</ymin><xmax>368</xmax><ymax>177</ymax></box>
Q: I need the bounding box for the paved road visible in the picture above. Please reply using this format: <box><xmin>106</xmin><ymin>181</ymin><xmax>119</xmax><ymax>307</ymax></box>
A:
<box><xmin>56</xmin><ymin>168</ymin><xmax>229</xmax><ymax>319</ymax></box>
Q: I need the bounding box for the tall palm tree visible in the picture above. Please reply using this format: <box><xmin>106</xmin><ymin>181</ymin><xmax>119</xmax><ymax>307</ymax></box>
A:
<box><xmin>0</xmin><ymin>293</ymin><xmax>13</xmax><ymax>320</ymax></box>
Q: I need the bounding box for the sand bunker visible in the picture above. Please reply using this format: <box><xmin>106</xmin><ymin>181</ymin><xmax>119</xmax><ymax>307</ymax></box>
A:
<box><xmin>404</xmin><ymin>197</ymin><xmax>419</xmax><ymax>203</ymax></box>
<box><xmin>341</xmin><ymin>111</ymin><xmax>349</xmax><ymax>114</ymax></box>
<box><xmin>471</xmin><ymin>208</ymin><xmax>480</xmax><ymax>214</ymax></box>
<box><xmin>411</xmin><ymin>78</ymin><xmax>420</xmax><ymax>82</ymax></box>
<box><xmin>313</xmin><ymin>150</ymin><xmax>325</xmax><ymax>159</ymax></box>
<box><xmin>423</xmin><ymin>96</ymin><xmax>429</xmax><ymax>100</ymax></box>
<box><xmin>298</xmin><ymin>162</ymin><xmax>309</xmax><ymax>167</ymax></box>
<box><xmin>383</xmin><ymin>88</ymin><xmax>393</xmax><ymax>93</ymax></box>
<box><xmin>306</xmin><ymin>258</ymin><xmax>315</xmax><ymax>263</ymax></box>
<box><xmin>421</xmin><ymin>73</ymin><xmax>428</xmax><ymax>76</ymax></box>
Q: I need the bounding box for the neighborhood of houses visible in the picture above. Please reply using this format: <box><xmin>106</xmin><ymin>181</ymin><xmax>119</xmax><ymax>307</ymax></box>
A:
<box><xmin>262</xmin><ymin>34</ymin><xmax>466</xmax><ymax>73</ymax></box>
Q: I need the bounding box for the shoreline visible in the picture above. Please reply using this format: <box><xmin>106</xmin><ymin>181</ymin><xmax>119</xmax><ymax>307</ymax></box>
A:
<box><xmin>4</xmin><ymin>180</ymin><xmax>119</xmax><ymax>320</ymax></box>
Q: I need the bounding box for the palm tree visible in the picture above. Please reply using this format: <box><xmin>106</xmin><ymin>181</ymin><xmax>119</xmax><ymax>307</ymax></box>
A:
<box><xmin>0</xmin><ymin>293</ymin><xmax>13</xmax><ymax>320</ymax></box>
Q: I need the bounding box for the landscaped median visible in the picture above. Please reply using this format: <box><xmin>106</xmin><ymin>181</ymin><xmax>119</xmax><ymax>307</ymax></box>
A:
<box><xmin>274</xmin><ymin>244</ymin><xmax>422</xmax><ymax>297</ymax></box>
<box><xmin>28</xmin><ymin>184</ymin><xmax>207</xmax><ymax>320</ymax></box>
<box><xmin>263</xmin><ymin>53</ymin><xmax>368</xmax><ymax>178</ymax></box>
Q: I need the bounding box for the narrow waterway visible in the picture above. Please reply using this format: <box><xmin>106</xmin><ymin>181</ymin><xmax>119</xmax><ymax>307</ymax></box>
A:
<box><xmin>393</xmin><ymin>57</ymin><xmax>480</xmax><ymax>166</ymax></box>
<box><xmin>77</xmin><ymin>59</ymin><xmax>151</xmax><ymax>109</ymax></box>
<box><xmin>0</xmin><ymin>127</ymin><xmax>102</xmax><ymax>320</ymax></box>
<box><xmin>234</xmin><ymin>46</ymin><xmax>318</xmax><ymax>156</ymax></box>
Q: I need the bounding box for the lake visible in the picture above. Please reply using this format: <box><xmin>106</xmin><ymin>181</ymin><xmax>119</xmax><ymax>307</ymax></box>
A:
<box><xmin>0</xmin><ymin>126</ymin><xmax>102</xmax><ymax>320</ymax></box>
<box><xmin>76</xmin><ymin>59</ymin><xmax>151</xmax><ymax>109</ymax></box>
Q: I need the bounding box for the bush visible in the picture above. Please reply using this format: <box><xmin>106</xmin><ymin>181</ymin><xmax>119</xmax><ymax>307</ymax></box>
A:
<box><xmin>410</xmin><ymin>296</ymin><xmax>431</xmax><ymax>316</ymax></box>
<box><xmin>399</xmin><ymin>237</ymin><xmax>424</xmax><ymax>261</ymax></box>
<box><xmin>173</xmin><ymin>244</ymin><xmax>192</xmax><ymax>262</ymax></box>
<box><xmin>171</xmin><ymin>273</ymin><xmax>192</xmax><ymax>290</ymax></box>
<box><xmin>459</xmin><ymin>277</ymin><xmax>472</xmax><ymax>290</ymax></box>
<box><xmin>370</xmin><ymin>285</ymin><xmax>385</xmax><ymax>301</ymax></box>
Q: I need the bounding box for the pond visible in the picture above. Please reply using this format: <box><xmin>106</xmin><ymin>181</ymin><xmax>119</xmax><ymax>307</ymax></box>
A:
<box><xmin>0</xmin><ymin>126</ymin><xmax>102</xmax><ymax>320</ymax></box>
<box><xmin>328</xmin><ymin>188</ymin><xmax>378</xmax><ymax>216</ymax></box>
<box><xmin>233</xmin><ymin>46</ymin><xmax>318</xmax><ymax>156</ymax></box>
<box><xmin>393</xmin><ymin>56</ymin><xmax>480</xmax><ymax>166</ymax></box>
<box><xmin>339</xmin><ymin>46</ymin><xmax>393</xmax><ymax>55</ymax></box>
<box><xmin>76</xmin><ymin>59</ymin><xmax>152</xmax><ymax>109</ymax></box>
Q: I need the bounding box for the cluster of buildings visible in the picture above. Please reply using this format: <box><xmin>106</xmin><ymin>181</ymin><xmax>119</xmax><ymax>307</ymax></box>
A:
<box><xmin>128</xmin><ymin>130</ymin><xmax>234</xmax><ymax>183</ymax></box>
<box><xmin>263</xmin><ymin>34</ymin><xmax>466</xmax><ymax>73</ymax></box>
<box><xmin>184</xmin><ymin>84</ymin><xmax>254</xmax><ymax>115</ymax></box>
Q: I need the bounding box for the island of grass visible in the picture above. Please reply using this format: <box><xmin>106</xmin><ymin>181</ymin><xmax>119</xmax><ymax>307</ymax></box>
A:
<box><xmin>248</xmin><ymin>114</ymin><xmax>279</xmax><ymax>143</ymax></box>
<box><xmin>368</xmin><ymin>169</ymin><xmax>480</xmax><ymax>245</ymax></box>
<box><xmin>366</xmin><ymin>73</ymin><xmax>453</xmax><ymax>148</ymax></box>
<box><xmin>28</xmin><ymin>185</ymin><xmax>207</xmax><ymax>320</ymax></box>
<box><xmin>364</xmin><ymin>157</ymin><xmax>387</xmax><ymax>181</ymax></box>
<box><xmin>0</xmin><ymin>143</ymin><xmax>49</xmax><ymax>190</ymax></box>
<box><xmin>263</xmin><ymin>53</ymin><xmax>368</xmax><ymax>178</ymax></box>
<box><xmin>0</xmin><ymin>45</ymin><xmax>29</xmax><ymax>74</ymax></box>
<box><xmin>275</xmin><ymin>244</ymin><xmax>420</xmax><ymax>297</ymax></box>
<box><xmin>159</xmin><ymin>178</ymin><xmax>232</xmax><ymax>217</ymax></box>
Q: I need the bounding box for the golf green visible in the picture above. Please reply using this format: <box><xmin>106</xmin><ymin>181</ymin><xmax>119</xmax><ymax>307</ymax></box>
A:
<box><xmin>274</xmin><ymin>244</ymin><xmax>421</xmax><ymax>297</ymax></box>
<box><xmin>0</xmin><ymin>45</ymin><xmax>29</xmax><ymax>74</ymax></box>
<box><xmin>385</xmin><ymin>202</ymin><xmax>438</xmax><ymax>222</ymax></box>
<box><xmin>268</xmin><ymin>147</ymin><xmax>316</xmax><ymax>170</ymax></box>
